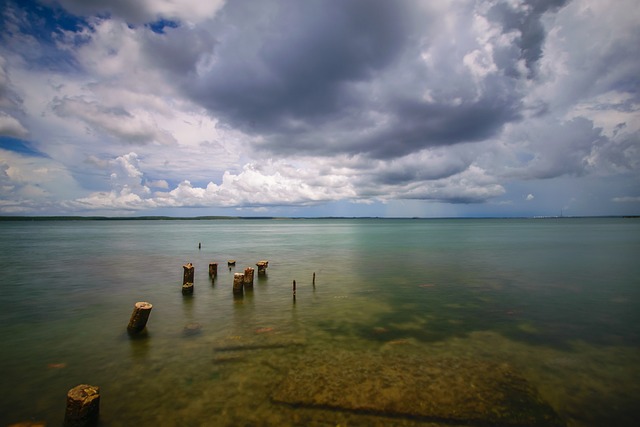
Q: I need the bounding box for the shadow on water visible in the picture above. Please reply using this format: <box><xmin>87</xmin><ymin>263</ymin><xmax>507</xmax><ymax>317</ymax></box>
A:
<box><xmin>244</xmin><ymin>287</ymin><xmax>255</xmax><ymax>304</ymax></box>
<box><xmin>182</xmin><ymin>292</ymin><xmax>194</xmax><ymax>317</ymax></box>
<box><xmin>232</xmin><ymin>291</ymin><xmax>244</xmax><ymax>305</ymax></box>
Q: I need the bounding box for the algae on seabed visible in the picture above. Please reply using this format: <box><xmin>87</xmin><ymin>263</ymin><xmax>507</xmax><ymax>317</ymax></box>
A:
<box><xmin>272</xmin><ymin>350</ymin><xmax>565</xmax><ymax>427</ymax></box>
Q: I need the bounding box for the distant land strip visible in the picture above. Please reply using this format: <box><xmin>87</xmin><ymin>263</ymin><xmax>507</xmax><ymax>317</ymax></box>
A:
<box><xmin>0</xmin><ymin>215</ymin><xmax>260</xmax><ymax>221</ymax></box>
<box><xmin>0</xmin><ymin>215</ymin><xmax>637</xmax><ymax>221</ymax></box>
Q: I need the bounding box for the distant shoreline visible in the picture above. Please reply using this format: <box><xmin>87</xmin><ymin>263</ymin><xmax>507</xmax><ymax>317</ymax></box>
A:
<box><xmin>0</xmin><ymin>215</ymin><xmax>638</xmax><ymax>221</ymax></box>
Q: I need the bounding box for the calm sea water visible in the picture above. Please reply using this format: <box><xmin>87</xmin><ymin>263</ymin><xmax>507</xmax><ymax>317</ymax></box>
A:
<box><xmin>0</xmin><ymin>218</ymin><xmax>639</xmax><ymax>426</ymax></box>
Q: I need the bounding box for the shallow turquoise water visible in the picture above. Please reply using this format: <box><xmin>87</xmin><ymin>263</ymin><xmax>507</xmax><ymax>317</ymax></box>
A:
<box><xmin>0</xmin><ymin>218</ymin><xmax>639</xmax><ymax>426</ymax></box>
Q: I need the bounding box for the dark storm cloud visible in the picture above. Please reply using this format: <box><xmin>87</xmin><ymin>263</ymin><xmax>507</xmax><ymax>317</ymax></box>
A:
<box><xmin>509</xmin><ymin>117</ymin><xmax>608</xmax><ymax>179</ymax></box>
<box><xmin>594</xmin><ymin>129</ymin><xmax>640</xmax><ymax>173</ymax></box>
<box><xmin>181</xmin><ymin>0</ymin><xmax>540</xmax><ymax>160</ymax></box>
<box><xmin>187</xmin><ymin>0</ymin><xmax>409</xmax><ymax>134</ymax></box>
<box><xmin>488</xmin><ymin>0</ymin><xmax>570</xmax><ymax>78</ymax></box>
<box><xmin>141</xmin><ymin>25</ymin><xmax>216</xmax><ymax>76</ymax></box>
<box><xmin>364</xmin><ymin>94</ymin><xmax>522</xmax><ymax>159</ymax></box>
<box><xmin>373</xmin><ymin>155</ymin><xmax>472</xmax><ymax>186</ymax></box>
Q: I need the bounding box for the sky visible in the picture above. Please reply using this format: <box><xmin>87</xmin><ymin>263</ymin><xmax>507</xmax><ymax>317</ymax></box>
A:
<box><xmin>0</xmin><ymin>0</ymin><xmax>639</xmax><ymax>217</ymax></box>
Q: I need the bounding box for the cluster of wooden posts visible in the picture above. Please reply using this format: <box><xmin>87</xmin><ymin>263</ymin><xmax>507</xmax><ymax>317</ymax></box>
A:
<box><xmin>181</xmin><ymin>259</ymin><xmax>269</xmax><ymax>295</ymax></box>
<box><xmin>126</xmin><ymin>259</ymin><xmax>271</xmax><ymax>335</ymax></box>
<box><xmin>57</xmin><ymin>259</ymin><xmax>318</xmax><ymax>427</ymax></box>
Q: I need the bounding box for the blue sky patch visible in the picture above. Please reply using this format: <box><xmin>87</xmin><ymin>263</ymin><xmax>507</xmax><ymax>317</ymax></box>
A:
<box><xmin>148</xmin><ymin>19</ymin><xmax>179</xmax><ymax>34</ymax></box>
<box><xmin>0</xmin><ymin>137</ymin><xmax>48</xmax><ymax>158</ymax></box>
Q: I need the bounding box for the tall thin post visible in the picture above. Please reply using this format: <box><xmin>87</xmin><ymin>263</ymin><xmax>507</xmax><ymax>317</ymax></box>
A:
<box><xmin>209</xmin><ymin>262</ymin><xmax>218</xmax><ymax>278</ymax></box>
<box><xmin>243</xmin><ymin>267</ymin><xmax>255</xmax><ymax>288</ymax></box>
<box><xmin>183</xmin><ymin>263</ymin><xmax>194</xmax><ymax>284</ymax></box>
<box><xmin>182</xmin><ymin>263</ymin><xmax>194</xmax><ymax>295</ymax></box>
<box><xmin>233</xmin><ymin>273</ymin><xmax>244</xmax><ymax>294</ymax></box>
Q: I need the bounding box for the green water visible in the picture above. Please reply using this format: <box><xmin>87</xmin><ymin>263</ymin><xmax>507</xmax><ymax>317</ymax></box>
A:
<box><xmin>0</xmin><ymin>218</ymin><xmax>639</xmax><ymax>426</ymax></box>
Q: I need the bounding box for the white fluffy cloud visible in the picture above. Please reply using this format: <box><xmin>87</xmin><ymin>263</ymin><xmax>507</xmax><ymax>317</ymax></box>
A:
<box><xmin>74</xmin><ymin>153</ymin><xmax>357</xmax><ymax>210</ymax></box>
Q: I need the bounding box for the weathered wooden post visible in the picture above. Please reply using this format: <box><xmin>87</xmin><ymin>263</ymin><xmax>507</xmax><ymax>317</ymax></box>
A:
<box><xmin>209</xmin><ymin>262</ymin><xmax>218</xmax><ymax>278</ymax></box>
<box><xmin>183</xmin><ymin>263</ymin><xmax>194</xmax><ymax>283</ymax></box>
<box><xmin>127</xmin><ymin>302</ymin><xmax>153</xmax><ymax>333</ymax></box>
<box><xmin>64</xmin><ymin>384</ymin><xmax>100</xmax><ymax>427</ymax></box>
<box><xmin>243</xmin><ymin>267</ymin><xmax>255</xmax><ymax>288</ymax></box>
<box><xmin>313</xmin><ymin>272</ymin><xmax>316</xmax><ymax>285</ymax></box>
<box><xmin>256</xmin><ymin>260</ymin><xmax>269</xmax><ymax>275</ymax></box>
<box><xmin>182</xmin><ymin>282</ymin><xmax>194</xmax><ymax>294</ymax></box>
<box><xmin>292</xmin><ymin>279</ymin><xmax>297</xmax><ymax>302</ymax></box>
<box><xmin>182</xmin><ymin>263</ymin><xmax>194</xmax><ymax>295</ymax></box>
<box><xmin>233</xmin><ymin>272</ymin><xmax>244</xmax><ymax>294</ymax></box>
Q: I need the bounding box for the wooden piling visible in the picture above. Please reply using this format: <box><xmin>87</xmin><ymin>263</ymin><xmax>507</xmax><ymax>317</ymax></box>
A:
<box><xmin>209</xmin><ymin>262</ymin><xmax>218</xmax><ymax>278</ymax></box>
<box><xmin>243</xmin><ymin>267</ymin><xmax>255</xmax><ymax>288</ymax></box>
<box><xmin>313</xmin><ymin>272</ymin><xmax>316</xmax><ymax>285</ymax></box>
<box><xmin>183</xmin><ymin>263</ymin><xmax>194</xmax><ymax>284</ymax></box>
<box><xmin>182</xmin><ymin>282</ymin><xmax>194</xmax><ymax>295</ymax></box>
<box><xmin>256</xmin><ymin>260</ymin><xmax>269</xmax><ymax>275</ymax></box>
<box><xmin>127</xmin><ymin>302</ymin><xmax>153</xmax><ymax>333</ymax></box>
<box><xmin>183</xmin><ymin>263</ymin><xmax>194</xmax><ymax>295</ymax></box>
<box><xmin>63</xmin><ymin>384</ymin><xmax>100</xmax><ymax>427</ymax></box>
<box><xmin>233</xmin><ymin>272</ymin><xmax>244</xmax><ymax>294</ymax></box>
<box><xmin>293</xmin><ymin>280</ymin><xmax>296</xmax><ymax>296</ymax></box>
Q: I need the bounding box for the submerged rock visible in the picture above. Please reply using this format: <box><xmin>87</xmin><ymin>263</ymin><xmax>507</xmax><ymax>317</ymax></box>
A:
<box><xmin>182</xmin><ymin>322</ymin><xmax>203</xmax><ymax>337</ymax></box>
<box><xmin>272</xmin><ymin>351</ymin><xmax>564</xmax><ymax>426</ymax></box>
<box><xmin>47</xmin><ymin>362</ymin><xmax>67</xmax><ymax>369</ymax></box>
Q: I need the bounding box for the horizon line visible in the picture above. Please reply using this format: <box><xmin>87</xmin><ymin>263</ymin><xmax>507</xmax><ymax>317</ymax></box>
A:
<box><xmin>1</xmin><ymin>214</ymin><xmax>638</xmax><ymax>221</ymax></box>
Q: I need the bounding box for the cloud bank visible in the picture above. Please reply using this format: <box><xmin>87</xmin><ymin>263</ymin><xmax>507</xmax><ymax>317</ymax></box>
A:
<box><xmin>0</xmin><ymin>0</ymin><xmax>639</xmax><ymax>216</ymax></box>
